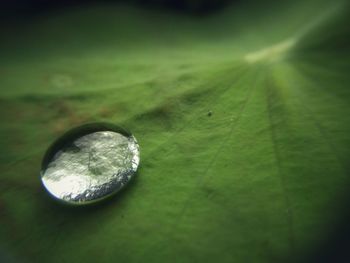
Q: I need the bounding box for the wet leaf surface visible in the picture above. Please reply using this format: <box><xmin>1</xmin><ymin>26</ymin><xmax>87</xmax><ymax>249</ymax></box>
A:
<box><xmin>0</xmin><ymin>0</ymin><xmax>349</xmax><ymax>262</ymax></box>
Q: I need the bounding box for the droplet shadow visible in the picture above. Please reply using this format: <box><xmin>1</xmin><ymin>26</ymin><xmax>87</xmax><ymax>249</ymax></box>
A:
<box><xmin>36</xmin><ymin>170</ymin><xmax>141</xmax><ymax>232</ymax></box>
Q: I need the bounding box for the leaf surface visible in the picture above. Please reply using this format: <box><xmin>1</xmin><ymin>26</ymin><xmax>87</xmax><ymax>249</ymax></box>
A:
<box><xmin>0</xmin><ymin>0</ymin><xmax>349</xmax><ymax>262</ymax></box>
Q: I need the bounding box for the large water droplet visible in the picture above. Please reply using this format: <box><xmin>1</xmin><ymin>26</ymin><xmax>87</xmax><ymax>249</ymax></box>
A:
<box><xmin>40</xmin><ymin>123</ymin><xmax>140</xmax><ymax>205</ymax></box>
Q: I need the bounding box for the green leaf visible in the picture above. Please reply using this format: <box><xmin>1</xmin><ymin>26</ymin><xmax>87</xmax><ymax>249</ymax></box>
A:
<box><xmin>0</xmin><ymin>0</ymin><xmax>349</xmax><ymax>262</ymax></box>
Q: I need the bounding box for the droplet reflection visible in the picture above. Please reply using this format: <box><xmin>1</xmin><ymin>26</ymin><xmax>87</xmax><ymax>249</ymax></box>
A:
<box><xmin>41</xmin><ymin>124</ymin><xmax>140</xmax><ymax>205</ymax></box>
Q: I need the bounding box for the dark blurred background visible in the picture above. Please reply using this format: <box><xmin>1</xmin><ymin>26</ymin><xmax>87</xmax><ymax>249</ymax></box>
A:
<box><xmin>0</xmin><ymin>0</ymin><xmax>234</xmax><ymax>18</ymax></box>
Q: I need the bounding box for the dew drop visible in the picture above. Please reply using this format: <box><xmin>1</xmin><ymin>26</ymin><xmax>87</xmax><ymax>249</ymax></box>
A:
<box><xmin>40</xmin><ymin>123</ymin><xmax>140</xmax><ymax>205</ymax></box>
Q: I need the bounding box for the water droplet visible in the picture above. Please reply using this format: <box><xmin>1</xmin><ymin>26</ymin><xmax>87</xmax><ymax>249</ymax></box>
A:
<box><xmin>40</xmin><ymin>123</ymin><xmax>140</xmax><ymax>205</ymax></box>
